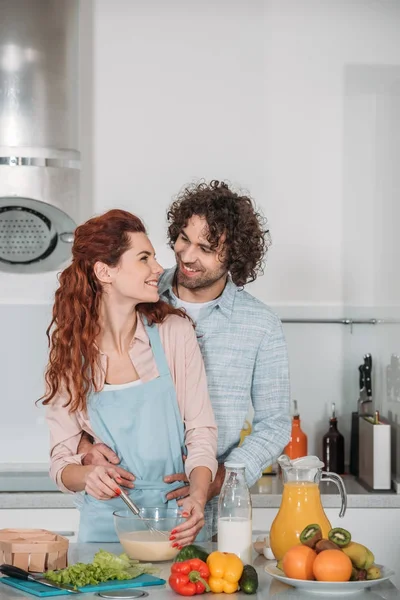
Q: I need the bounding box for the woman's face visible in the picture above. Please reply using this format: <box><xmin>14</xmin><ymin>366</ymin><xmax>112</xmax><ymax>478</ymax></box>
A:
<box><xmin>97</xmin><ymin>232</ymin><xmax>163</xmax><ymax>304</ymax></box>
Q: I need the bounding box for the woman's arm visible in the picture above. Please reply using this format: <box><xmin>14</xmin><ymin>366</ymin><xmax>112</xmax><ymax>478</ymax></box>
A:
<box><xmin>46</xmin><ymin>394</ymin><xmax>121</xmax><ymax>498</ymax></box>
<box><xmin>60</xmin><ymin>464</ymin><xmax>94</xmax><ymax>492</ymax></box>
<box><xmin>189</xmin><ymin>466</ymin><xmax>212</xmax><ymax>505</ymax></box>
<box><xmin>46</xmin><ymin>393</ymin><xmax>88</xmax><ymax>492</ymax></box>
<box><xmin>171</xmin><ymin>318</ymin><xmax>218</xmax><ymax>481</ymax></box>
<box><xmin>61</xmin><ymin>463</ymin><xmax>121</xmax><ymax>498</ymax></box>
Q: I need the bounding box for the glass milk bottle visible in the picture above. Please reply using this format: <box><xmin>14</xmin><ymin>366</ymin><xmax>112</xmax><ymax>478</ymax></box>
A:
<box><xmin>217</xmin><ymin>462</ymin><xmax>252</xmax><ymax>564</ymax></box>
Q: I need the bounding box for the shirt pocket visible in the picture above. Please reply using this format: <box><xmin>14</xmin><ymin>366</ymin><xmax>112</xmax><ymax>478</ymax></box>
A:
<box><xmin>202</xmin><ymin>334</ymin><xmax>257</xmax><ymax>369</ymax></box>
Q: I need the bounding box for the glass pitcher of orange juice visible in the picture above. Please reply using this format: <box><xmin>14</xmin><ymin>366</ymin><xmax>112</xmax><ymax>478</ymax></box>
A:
<box><xmin>269</xmin><ymin>455</ymin><xmax>347</xmax><ymax>560</ymax></box>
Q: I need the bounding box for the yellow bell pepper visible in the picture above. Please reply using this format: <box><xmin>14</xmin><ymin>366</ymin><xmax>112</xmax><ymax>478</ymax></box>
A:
<box><xmin>206</xmin><ymin>551</ymin><xmax>244</xmax><ymax>594</ymax></box>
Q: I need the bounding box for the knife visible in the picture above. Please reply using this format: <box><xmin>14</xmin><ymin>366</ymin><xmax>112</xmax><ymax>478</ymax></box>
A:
<box><xmin>364</xmin><ymin>353</ymin><xmax>373</xmax><ymax>399</ymax></box>
<box><xmin>357</xmin><ymin>364</ymin><xmax>367</xmax><ymax>412</ymax></box>
<box><xmin>0</xmin><ymin>564</ymin><xmax>80</xmax><ymax>593</ymax></box>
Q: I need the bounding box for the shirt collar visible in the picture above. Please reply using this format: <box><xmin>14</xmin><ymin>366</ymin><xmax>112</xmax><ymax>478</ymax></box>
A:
<box><xmin>158</xmin><ymin>266</ymin><xmax>237</xmax><ymax>320</ymax></box>
<box><xmin>158</xmin><ymin>266</ymin><xmax>176</xmax><ymax>297</ymax></box>
<box><xmin>132</xmin><ymin>314</ymin><xmax>151</xmax><ymax>346</ymax></box>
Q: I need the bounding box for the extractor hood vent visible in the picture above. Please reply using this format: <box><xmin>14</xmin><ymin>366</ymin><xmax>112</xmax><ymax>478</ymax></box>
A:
<box><xmin>0</xmin><ymin>0</ymin><xmax>80</xmax><ymax>274</ymax></box>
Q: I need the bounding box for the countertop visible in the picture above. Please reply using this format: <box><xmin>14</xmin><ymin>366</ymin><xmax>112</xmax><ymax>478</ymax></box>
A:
<box><xmin>1</xmin><ymin>472</ymin><xmax>400</xmax><ymax>509</ymax></box>
<box><xmin>0</xmin><ymin>542</ymin><xmax>398</xmax><ymax>600</ymax></box>
<box><xmin>250</xmin><ymin>474</ymin><xmax>400</xmax><ymax>509</ymax></box>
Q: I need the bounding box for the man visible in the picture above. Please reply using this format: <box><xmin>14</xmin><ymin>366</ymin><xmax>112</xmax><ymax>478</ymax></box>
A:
<box><xmin>78</xmin><ymin>180</ymin><xmax>291</xmax><ymax>535</ymax></box>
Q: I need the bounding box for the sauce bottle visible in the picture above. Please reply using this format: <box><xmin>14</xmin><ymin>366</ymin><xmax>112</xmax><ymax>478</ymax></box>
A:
<box><xmin>323</xmin><ymin>403</ymin><xmax>345</xmax><ymax>474</ymax></box>
<box><xmin>284</xmin><ymin>400</ymin><xmax>308</xmax><ymax>459</ymax></box>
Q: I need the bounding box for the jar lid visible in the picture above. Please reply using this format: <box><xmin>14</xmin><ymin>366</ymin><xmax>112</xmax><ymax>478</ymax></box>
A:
<box><xmin>224</xmin><ymin>461</ymin><xmax>246</xmax><ymax>469</ymax></box>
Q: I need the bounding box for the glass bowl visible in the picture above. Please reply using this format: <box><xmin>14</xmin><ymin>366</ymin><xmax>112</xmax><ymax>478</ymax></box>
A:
<box><xmin>114</xmin><ymin>507</ymin><xmax>185</xmax><ymax>562</ymax></box>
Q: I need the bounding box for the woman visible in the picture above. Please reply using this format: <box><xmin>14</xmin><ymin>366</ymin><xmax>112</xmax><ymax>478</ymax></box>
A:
<box><xmin>42</xmin><ymin>209</ymin><xmax>217</xmax><ymax>546</ymax></box>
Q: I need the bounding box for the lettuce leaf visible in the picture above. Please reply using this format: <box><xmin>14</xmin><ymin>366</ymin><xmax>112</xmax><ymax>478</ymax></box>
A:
<box><xmin>45</xmin><ymin>550</ymin><xmax>158</xmax><ymax>588</ymax></box>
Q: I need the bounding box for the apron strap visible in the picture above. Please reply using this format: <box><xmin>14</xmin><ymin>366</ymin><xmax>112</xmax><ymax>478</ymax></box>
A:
<box><xmin>143</xmin><ymin>318</ymin><xmax>171</xmax><ymax>377</ymax></box>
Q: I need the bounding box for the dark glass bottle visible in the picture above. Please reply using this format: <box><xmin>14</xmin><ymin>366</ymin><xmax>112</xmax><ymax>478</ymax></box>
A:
<box><xmin>323</xmin><ymin>403</ymin><xmax>345</xmax><ymax>474</ymax></box>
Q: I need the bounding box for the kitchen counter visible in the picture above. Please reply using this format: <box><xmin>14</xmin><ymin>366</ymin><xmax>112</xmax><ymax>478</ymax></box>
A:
<box><xmin>251</xmin><ymin>474</ymin><xmax>400</xmax><ymax>508</ymax></box>
<box><xmin>1</xmin><ymin>473</ymin><xmax>400</xmax><ymax>509</ymax></box>
<box><xmin>0</xmin><ymin>542</ymin><xmax>398</xmax><ymax>600</ymax></box>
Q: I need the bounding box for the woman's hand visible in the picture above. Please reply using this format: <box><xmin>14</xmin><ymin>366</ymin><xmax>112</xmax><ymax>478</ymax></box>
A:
<box><xmin>170</xmin><ymin>495</ymin><xmax>206</xmax><ymax>547</ymax></box>
<box><xmin>84</xmin><ymin>465</ymin><xmax>122</xmax><ymax>500</ymax></box>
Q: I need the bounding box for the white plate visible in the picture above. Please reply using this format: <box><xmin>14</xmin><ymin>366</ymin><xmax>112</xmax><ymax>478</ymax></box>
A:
<box><xmin>265</xmin><ymin>562</ymin><xmax>395</xmax><ymax>595</ymax></box>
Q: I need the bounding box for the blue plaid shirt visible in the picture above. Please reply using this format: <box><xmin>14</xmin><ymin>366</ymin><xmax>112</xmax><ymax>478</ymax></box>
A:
<box><xmin>159</xmin><ymin>267</ymin><xmax>291</xmax><ymax>489</ymax></box>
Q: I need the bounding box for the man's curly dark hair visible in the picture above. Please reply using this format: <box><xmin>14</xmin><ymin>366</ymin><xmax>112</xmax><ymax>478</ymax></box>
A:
<box><xmin>167</xmin><ymin>180</ymin><xmax>270</xmax><ymax>287</ymax></box>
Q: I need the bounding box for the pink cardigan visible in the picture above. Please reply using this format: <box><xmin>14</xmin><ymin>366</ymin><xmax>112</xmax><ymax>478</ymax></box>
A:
<box><xmin>46</xmin><ymin>314</ymin><xmax>218</xmax><ymax>492</ymax></box>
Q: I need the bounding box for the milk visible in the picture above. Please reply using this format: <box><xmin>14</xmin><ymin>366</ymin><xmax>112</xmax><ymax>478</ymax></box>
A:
<box><xmin>218</xmin><ymin>517</ymin><xmax>252</xmax><ymax>564</ymax></box>
<box><xmin>119</xmin><ymin>530</ymin><xmax>178</xmax><ymax>562</ymax></box>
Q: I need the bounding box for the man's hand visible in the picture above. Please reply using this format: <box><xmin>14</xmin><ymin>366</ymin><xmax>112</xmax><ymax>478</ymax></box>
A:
<box><xmin>164</xmin><ymin>456</ymin><xmax>189</xmax><ymax>502</ymax></box>
<box><xmin>164</xmin><ymin>462</ymin><xmax>226</xmax><ymax>506</ymax></box>
<box><xmin>78</xmin><ymin>434</ymin><xmax>135</xmax><ymax>489</ymax></box>
<box><xmin>206</xmin><ymin>463</ymin><xmax>225</xmax><ymax>502</ymax></box>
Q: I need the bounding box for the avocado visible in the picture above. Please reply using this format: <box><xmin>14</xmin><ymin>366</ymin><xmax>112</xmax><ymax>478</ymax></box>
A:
<box><xmin>173</xmin><ymin>544</ymin><xmax>209</xmax><ymax>563</ymax></box>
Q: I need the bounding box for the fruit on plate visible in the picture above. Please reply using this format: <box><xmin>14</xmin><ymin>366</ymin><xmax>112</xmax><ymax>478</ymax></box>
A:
<box><xmin>328</xmin><ymin>527</ymin><xmax>352</xmax><ymax>547</ymax></box>
<box><xmin>279</xmin><ymin>524</ymin><xmax>382</xmax><ymax>582</ymax></box>
<box><xmin>366</xmin><ymin>566</ymin><xmax>382</xmax><ymax>580</ymax></box>
<box><xmin>314</xmin><ymin>539</ymin><xmax>340</xmax><ymax>553</ymax></box>
<box><xmin>282</xmin><ymin>545</ymin><xmax>316</xmax><ymax>580</ymax></box>
<box><xmin>299</xmin><ymin>524</ymin><xmax>322</xmax><ymax>549</ymax></box>
<box><xmin>312</xmin><ymin>549</ymin><xmax>353</xmax><ymax>582</ymax></box>
<box><xmin>341</xmin><ymin>542</ymin><xmax>375</xmax><ymax>569</ymax></box>
<box><xmin>350</xmin><ymin>567</ymin><xmax>367</xmax><ymax>581</ymax></box>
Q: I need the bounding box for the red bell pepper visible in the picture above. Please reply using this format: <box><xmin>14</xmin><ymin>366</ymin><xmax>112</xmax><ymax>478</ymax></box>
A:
<box><xmin>169</xmin><ymin>558</ymin><xmax>210</xmax><ymax>596</ymax></box>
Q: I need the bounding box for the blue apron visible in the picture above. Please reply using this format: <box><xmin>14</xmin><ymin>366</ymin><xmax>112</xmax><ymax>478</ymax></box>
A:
<box><xmin>78</xmin><ymin>320</ymin><xmax>186</xmax><ymax>542</ymax></box>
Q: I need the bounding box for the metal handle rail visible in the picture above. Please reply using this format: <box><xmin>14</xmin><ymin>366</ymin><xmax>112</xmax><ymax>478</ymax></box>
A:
<box><xmin>281</xmin><ymin>318</ymin><xmax>399</xmax><ymax>324</ymax></box>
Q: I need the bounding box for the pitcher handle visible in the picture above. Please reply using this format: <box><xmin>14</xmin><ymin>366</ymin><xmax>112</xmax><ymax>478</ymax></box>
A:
<box><xmin>321</xmin><ymin>471</ymin><xmax>347</xmax><ymax>518</ymax></box>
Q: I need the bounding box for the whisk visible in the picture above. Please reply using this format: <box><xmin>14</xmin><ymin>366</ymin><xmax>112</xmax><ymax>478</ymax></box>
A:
<box><xmin>116</xmin><ymin>488</ymin><xmax>169</xmax><ymax>538</ymax></box>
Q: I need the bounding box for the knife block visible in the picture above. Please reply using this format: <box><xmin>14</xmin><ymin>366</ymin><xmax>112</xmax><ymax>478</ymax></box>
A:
<box><xmin>0</xmin><ymin>529</ymin><xmax>69</xmax><ymax>572</ymax></box>
<box><xmin>358</xmin><ymin>418</ymin><xmax>391</xmax><ymax>490</ymax></box>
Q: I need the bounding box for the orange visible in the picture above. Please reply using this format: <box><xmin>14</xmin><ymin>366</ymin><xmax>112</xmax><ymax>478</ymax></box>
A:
<box><xmin>313</xmin><ymin>549</ymin><xmax>352</xmax><ymax>582</ymax></box>
<box><xmin>282</xmin><ymin>545</ymin><xmax>317</xmax><ymax>580</ymax></box>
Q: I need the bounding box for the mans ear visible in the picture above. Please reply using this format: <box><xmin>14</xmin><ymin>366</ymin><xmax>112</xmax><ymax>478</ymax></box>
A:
<box><xmin>94</xmin><ymin>261</ymin><xmax>112</xmax><ymax>284</ymax></box>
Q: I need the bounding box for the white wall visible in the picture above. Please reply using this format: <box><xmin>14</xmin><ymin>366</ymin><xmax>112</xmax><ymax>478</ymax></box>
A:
<box><xmin>1</xmin><ymin>0</ymin><xmax>400</xmax><ymax>468</ymax></box>
<box><xmin>91</xmin><ymin>0</ymin><xmax>266</xmax><ymax>272</ymax></box>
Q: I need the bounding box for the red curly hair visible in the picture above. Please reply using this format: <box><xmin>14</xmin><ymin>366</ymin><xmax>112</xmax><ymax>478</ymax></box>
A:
<box><xmin>41</xmin><ymin>209</ymin><xmax>186</xmax><ymax>413</ymax></box>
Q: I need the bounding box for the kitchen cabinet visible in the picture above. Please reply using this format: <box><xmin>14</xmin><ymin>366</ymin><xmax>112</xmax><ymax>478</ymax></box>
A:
<box><xmin>0</xmin><ymin>509</ymin><xmax>80</xmax><ymax>542</ymax></box>
<box><xmin>254</xmin><ymin>507</ymin><xmax>400</xmax><ymax>589</ymax></box>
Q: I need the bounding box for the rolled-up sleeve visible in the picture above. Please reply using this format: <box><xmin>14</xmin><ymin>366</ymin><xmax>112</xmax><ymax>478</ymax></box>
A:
<box><xmin>227</xmin><ymin>314</ymin><xmax>291</xmax><ymax>486</ymax></box>
<box><xmin>46</xmin><ymin>394</ymin><xmax>86</xmax><ymax>493</ymax></box>
<box><xmin>180</xmin><ymin>321</ymin><xmax>218</xmax><ymax>482</ymax></box>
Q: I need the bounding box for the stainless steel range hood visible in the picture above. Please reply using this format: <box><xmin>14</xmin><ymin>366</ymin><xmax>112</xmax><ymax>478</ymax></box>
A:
<box><xmin>0</xmin><ymin>0</ymin><xmax>80</xmax><ymax>273</ymax></box>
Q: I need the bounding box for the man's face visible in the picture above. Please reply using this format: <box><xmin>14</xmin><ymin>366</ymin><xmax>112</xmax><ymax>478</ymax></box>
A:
<box><xmin>174</xmin><ymin>215</ymin><xmax>228</xmax><ymax>290</ymax></box>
